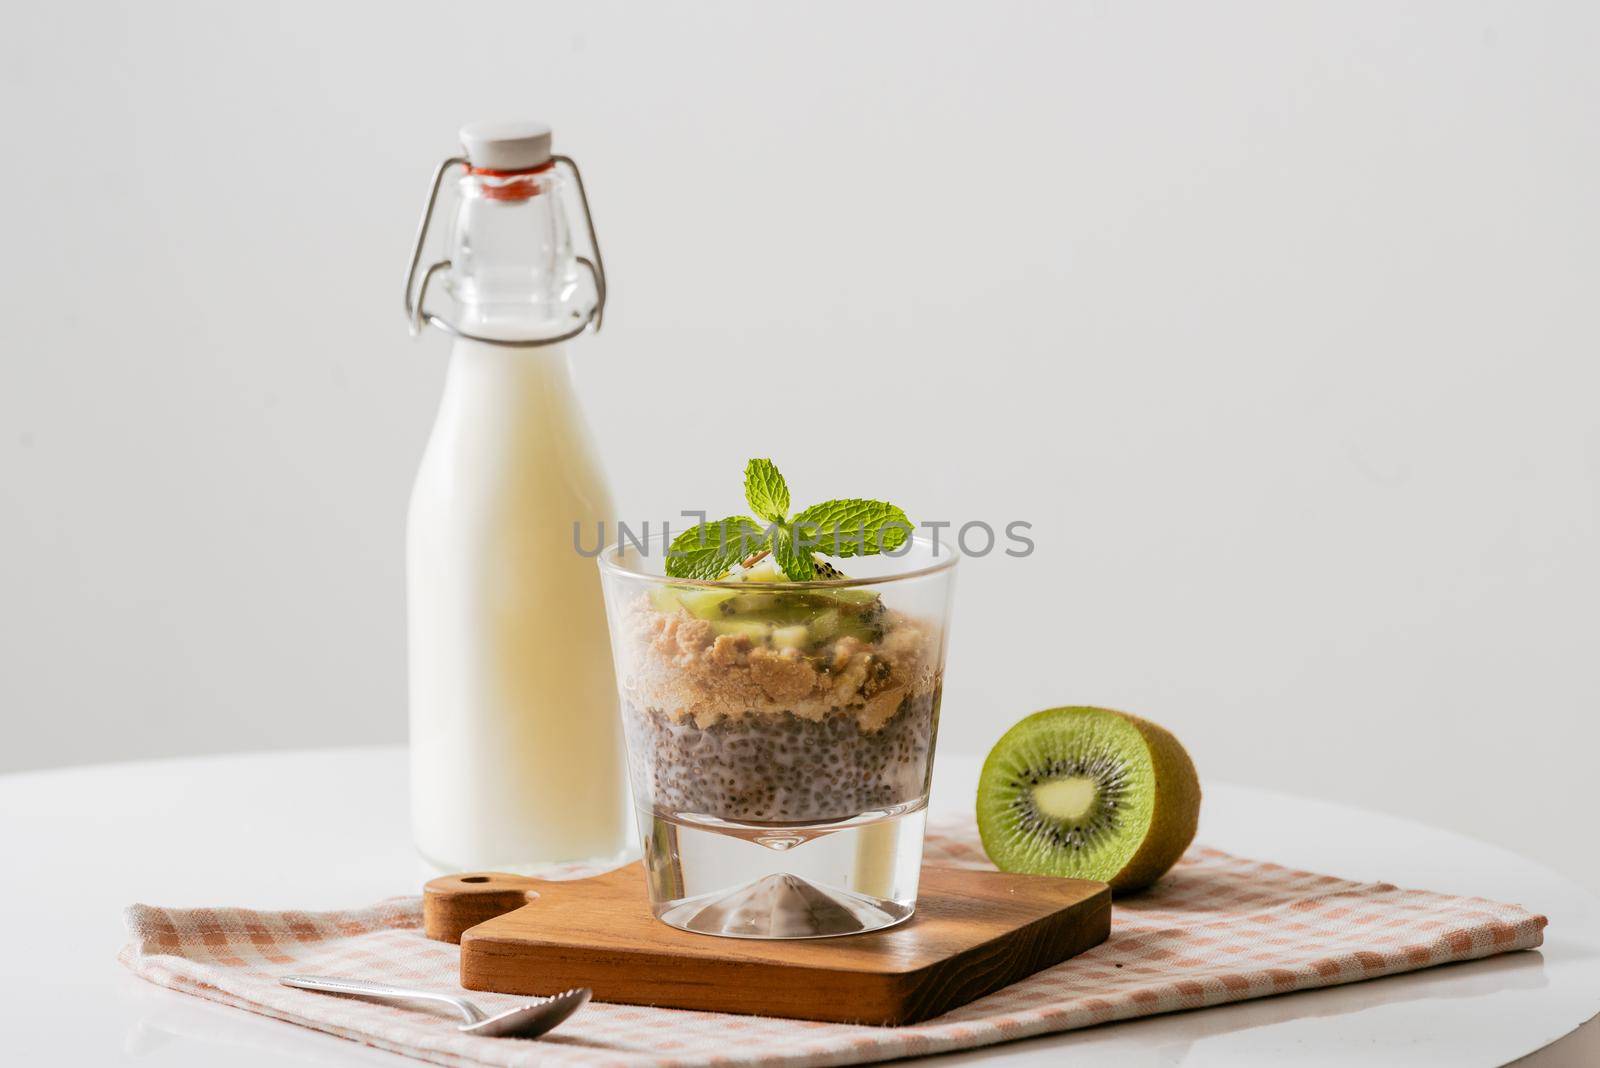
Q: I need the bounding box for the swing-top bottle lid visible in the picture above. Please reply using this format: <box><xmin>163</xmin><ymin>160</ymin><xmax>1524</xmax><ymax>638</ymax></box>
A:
<box><xmin>458</xmin><ymin>119</ymin><xmax>553</xmax><ymax>172</ymax></box>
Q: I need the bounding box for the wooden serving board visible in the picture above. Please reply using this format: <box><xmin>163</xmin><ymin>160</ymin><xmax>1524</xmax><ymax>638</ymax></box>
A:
<box><xmin>424</xmin><ymin>864</ymin><xmax>1109</xmax><ymax>1026</ymax></box>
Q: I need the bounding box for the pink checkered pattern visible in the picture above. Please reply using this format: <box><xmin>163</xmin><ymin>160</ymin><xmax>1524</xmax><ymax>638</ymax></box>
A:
<box><xmin>120</xmin><ymin>814</ymin><xmax>1547</xmax><ymax>1067</ymax></box>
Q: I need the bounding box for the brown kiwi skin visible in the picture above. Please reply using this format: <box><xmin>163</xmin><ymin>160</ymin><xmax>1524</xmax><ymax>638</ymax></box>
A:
<box><xmin>1102</xmin><ymin>709</ymin><xmax>1202</xmax><ymax>892</ymax></box>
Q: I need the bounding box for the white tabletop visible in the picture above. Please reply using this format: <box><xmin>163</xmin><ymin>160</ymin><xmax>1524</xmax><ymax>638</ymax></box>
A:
<box><xmin>3</xmin><ymin>746</ymin><xmax>1596</xmax><ymax>1067</ymax></box>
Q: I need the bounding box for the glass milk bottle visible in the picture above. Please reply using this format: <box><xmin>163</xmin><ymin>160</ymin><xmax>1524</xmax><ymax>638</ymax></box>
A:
<box><xmin>402</xmin><ymin>120</ymin><xmax>628</xmax><ymax>871</ymax></box>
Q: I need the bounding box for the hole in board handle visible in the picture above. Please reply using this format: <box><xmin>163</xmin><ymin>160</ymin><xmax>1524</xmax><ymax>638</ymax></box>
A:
<box><xmin>460</xmin><ymin>876</ymin><xmax>490</xmax><ymax>884</ymax></box>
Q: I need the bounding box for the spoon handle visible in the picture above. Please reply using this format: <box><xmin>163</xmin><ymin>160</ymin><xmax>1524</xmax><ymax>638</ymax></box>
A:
<box><xmin>279</xmin><ymin>974</ymin><xmax>486</xmax><ymax>1025</ymax></box>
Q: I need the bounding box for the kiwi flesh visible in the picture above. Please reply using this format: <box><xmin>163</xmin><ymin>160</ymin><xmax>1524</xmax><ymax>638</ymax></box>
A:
<box><xmin>813</xmin><ymin>558</ymin><xmax>847</xmax><ymax>579</ymax></box>
<box><xmin>710</xmin><ymin>619</ymin><xmax>771</xmax><ymax>642</ymax></box>
<box><xmin>653</xmin><ymin>556</ymin><xmax>886</xmax><ymax>650</ymax></box>
<box><xmin>976</xmin><ymin>706</ymin><xmax>1200</xmax><ymax>892</ymax></box>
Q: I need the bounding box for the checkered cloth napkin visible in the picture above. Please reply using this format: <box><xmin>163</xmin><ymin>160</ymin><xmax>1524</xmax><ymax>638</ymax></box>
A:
<box><xmin>120</xmin><ymin>814</ymin><xmax>1546</xmax><ymax>1067</ymax></box>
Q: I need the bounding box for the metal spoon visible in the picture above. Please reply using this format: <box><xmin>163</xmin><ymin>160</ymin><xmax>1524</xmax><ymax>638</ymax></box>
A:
<box><xmin>279</xmin><ymin>975</ymin><xmax>591</xmax><ymax>1038</ymax></box>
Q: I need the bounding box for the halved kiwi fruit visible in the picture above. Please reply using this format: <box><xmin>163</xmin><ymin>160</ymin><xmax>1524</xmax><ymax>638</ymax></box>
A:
<box><xmin>976</xmin><ymin>707</ymin><xmax>1200</xmax><ymax>892</ymax></box>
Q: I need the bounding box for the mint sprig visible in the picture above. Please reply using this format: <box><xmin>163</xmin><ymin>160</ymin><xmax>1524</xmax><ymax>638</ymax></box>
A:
<box><xmin>665</xmin><ymin>516</ymin><xmax>766</xmax><ymax>579</ymax></box>
<box><xmin>792</xmin><ymin>499</ymin><xmax>912</xmax><ymax>558</ymax></box>
<box><xmin>743</xmin><ymin>458</ymin><xmax>790</xmax><ymax>523</ymax></box>
<box><xmin>666</xmin><ymin>458</ymin><xmax>913</xmax><ymax>581</ymax></box>
<box><xmin>768</xmin><ymin>524</ymin><xmax>814</xmax><ymax>581</ymax></box>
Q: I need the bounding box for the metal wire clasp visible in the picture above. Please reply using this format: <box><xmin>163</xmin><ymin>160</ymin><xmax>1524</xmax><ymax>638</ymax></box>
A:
<box><xmin>400</xmin><ymin>154</ymin><xmax>608</xmax><ymax>347</ymax></box>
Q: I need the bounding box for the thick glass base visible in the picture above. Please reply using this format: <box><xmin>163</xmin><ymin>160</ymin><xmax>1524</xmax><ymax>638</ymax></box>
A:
<box><xmin>638</xmin><ymin>804</ymin><xmax>926</xmax><ymax>939</ymax></box>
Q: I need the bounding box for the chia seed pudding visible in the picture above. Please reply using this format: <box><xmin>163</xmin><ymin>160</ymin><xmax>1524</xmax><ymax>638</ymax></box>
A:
<box><xmin>615</xmin><ymin>580</ymin><xmax>943</xmax><ymax>825</ymax></box>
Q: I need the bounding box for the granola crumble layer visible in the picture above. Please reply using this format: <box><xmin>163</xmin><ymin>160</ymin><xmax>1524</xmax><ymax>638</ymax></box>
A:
<box><xmin>618</xmin><ymin>594</ymin><xmax>940</xmax><ymax>732</ymax></box>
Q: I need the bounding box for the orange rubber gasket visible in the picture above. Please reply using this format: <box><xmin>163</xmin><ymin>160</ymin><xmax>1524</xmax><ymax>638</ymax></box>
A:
<box><xmin>468</xmin><ymin>159</ymin><xmax>555</xmax><ymax>201</ymax></box>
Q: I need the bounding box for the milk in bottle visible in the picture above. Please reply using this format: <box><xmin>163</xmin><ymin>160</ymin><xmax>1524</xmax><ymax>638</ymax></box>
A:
<box><xmin>403</xmin><ymin>120</ymin><xmax>628</xmax><ymax>870</ymax></box>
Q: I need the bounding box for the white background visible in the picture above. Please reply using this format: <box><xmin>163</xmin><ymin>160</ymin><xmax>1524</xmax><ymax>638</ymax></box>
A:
<box><xmin>4</xmin><ymin>2</ymin><xmax>1596</xmax><ymax>893</ymax></box>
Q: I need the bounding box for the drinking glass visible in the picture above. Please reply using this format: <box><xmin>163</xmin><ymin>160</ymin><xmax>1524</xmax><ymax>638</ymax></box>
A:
<box><xmin>598</xmin><ymin>536</ymin><xmax>956</xmax><ymax>938</ymax></box>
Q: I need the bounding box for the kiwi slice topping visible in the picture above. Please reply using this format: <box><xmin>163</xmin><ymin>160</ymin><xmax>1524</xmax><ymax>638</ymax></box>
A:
<box><xmin>652</xmin><ymin>555</ymin><xmax>886</xmax><ymax>651</ymax></box>
<box><xmin>977</xmin><ymin>706</ymin><xmax>1200</xmax><ymax>892</ymax></box>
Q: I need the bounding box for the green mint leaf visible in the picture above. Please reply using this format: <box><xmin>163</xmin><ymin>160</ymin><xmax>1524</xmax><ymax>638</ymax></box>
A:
<box><xmin>792</xmin><ymin>499</ymin><xmax>913</xmax><ymax>558</ymax></box>
<box><xmin>665</xmin><ymin>516</ymin><xmax>768</xmax><ymax>579</ymax></box>
<box><xmin>769</xmin><ymin>523</ymin><xmax>815</xmax><ymax>580</ymax></box>
<box><xmin>743</xmin><ymin>458</ymin><xmax>791</xmax><ymax>523</ymax></box>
